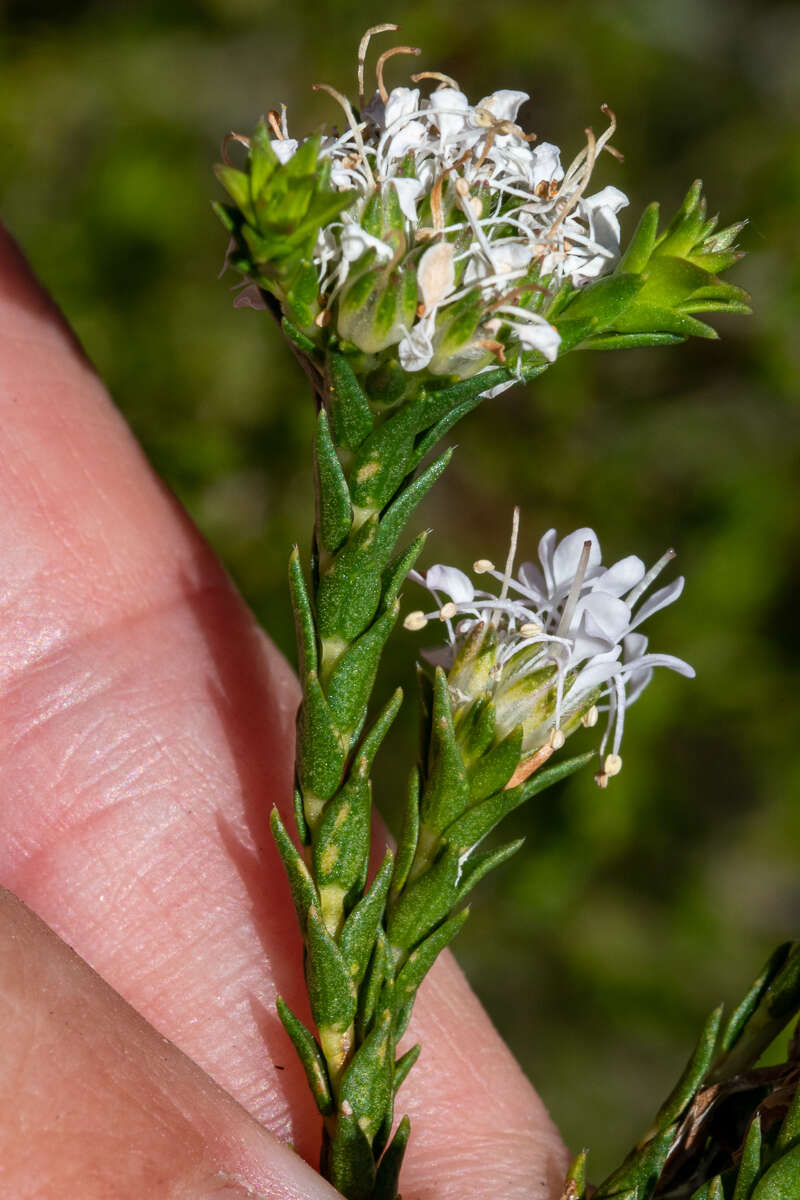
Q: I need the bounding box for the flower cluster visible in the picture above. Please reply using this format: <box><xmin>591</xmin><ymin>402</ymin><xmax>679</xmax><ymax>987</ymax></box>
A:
<box><xmin>404</xmin><ymin>515</ymin><xmax>694</xmax><ymax>785</ymax></box>
<box><xmin>251</xmin><ymin>25</ymin><xmax>627</xmax><ymax>380</ymax></box>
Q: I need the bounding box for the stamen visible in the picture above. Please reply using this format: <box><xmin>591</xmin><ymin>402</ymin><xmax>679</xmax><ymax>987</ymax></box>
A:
<box><xmin>626</xmin><ymin>548</ymin><xmax>675</xmax><ymax>607</ymax></box>
<box><xmin>499</xmin><ymin>506</ymin><xmax>520</xmax><ymax>603</ymax></box>
<box><xmin>439</xmin><ymin>602</ymin><xmax>458</xmax><ymax>620</ymax></box>
<box><xmin>548</xmin><ymin>126</ymin><xmax>597</xmax><ymax>238</ymax></box>
<box><xmin>604</xmin><ymin>753</ymin><xmax>622</xmax><ymax>776</ymax></box>
<box><xmin>555</xmin><ymin>539</ymin><xmax>592</xmax><ymax>637</ymax></box>
<box><xmin>403</xmin><ymin>611</ymin><xmax>428</xmax><ymax>631</ymax></box>
<box><xmin>594</xmin><ymin>772</ymin><xmax>609</xmax><ymax>789</ymax></box>
<box><xmin>358</xmin><ymin>23</ymin><xmax>400</xmax><ymax>108</ymax></box>
<box><xmin>376</xmin><ymin>46</ymin><xmax>421</xmax><ymax>103</ymax></box>
<box><xmin>549</xmin><ymin>727</ymin><xmax>566</xmax><ymax>750</ymax></box>
<box><xmin>582</xmin><ymin>704</ymin><xmax>599</xmax><ymax>728</ymax></box>
<box><xmin>410</xmin><ymin>70</ymin><xmax>462</xmax><ymax>91</ymax></box>
<box><xmin>221</xmin><ymin>131</ymin><xmax>250</xmax><ymax>166</ymax></box>
<box><xmin>520</xmin><ymin>622</ymin><xmax>543</xmax><ymax>636</ymax></box>
<box><xmin>267</xmin><ymin>110</ymin><xmax>284</xmax><ymax>140</ymax></box>
<box><xmin>473</xmin><ymin>559</ymin><xmax>495</xmax><ymax>573</ymax></box>
<box><xmin>313</xmin><ymin>84</ymin><xmax>375</xmax><ymax>189</ymax></box>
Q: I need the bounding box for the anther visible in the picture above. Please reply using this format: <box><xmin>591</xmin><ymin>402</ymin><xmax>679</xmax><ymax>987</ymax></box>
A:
<box><xmin>582</xmin><ymin>705</ymin><xmax>599</xmax><ymax>728</ymax></box>
<box><xmin>410</xmin><ymin>70</ymin><xmax>462</xmax><ymax>91</ymax></box>
<box><xmin>604</xmin><ymin>753</ymin><xmax>623</xmax><ymax>777</ymax></box>
<box><xmin>403</xmin><ymin>611</ymin><xmax>428</xmax><ymax>631</ymax></box>
<box><xmin>549</xmin><ymin>728</ymin><xmax>566</xmax><ymax>750</ymax></box>
<box><xmin>473</xmin><ymin>559</ymin><xmax>495</xmax><ymax>574</ymax></box>
<box><xmin>520</xmin><ymin>622</ymin><xmax>542</xmax><ymax>636</ymax></box>
<box><xmin>594</xmin><ymin>772</ymin><xmax>609</xmax><ymax>789</ymax></box>
<box><xmin>375</xmin><ymin>45</ymin><xmax>421</xmax><ymax>103</ymax></box>
<box><xmin>439</xmin><ymin>602</ymin><xmax>458</xmax><ymax>620</ymax></box>
<box><xmin>267</xmin><ymin>110</ymin><xmax>284</xmax><ymax>140</ymax></box>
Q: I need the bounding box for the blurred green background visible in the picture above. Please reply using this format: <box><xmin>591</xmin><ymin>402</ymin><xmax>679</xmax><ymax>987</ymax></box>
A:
<box><xmin>1</xmin><ymin>0</ymin><xmax>799</xmax><ymax>1179</ymax></box>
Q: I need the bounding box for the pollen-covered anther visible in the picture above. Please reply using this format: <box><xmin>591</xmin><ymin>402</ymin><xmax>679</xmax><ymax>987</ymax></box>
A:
<box><xmin>519</xmin><ymin>621</ymin><xmax>542</xmax><ymax>636</ymax></box>
<box><xmin>439</xmin><ymin>602</ymin><xmax>458</xmax><ymax>620</ymax></box>
<box><xmin>473</xmin><ymin>559</ymin><xmax>495</xmax><ymax>573</ymax></box>
<box><xmin>604</xmin><ymin>753</ymin><xmax>623</xmax><ymax>777</ymax></box>
<box><xmin>582</xmin><ymin>705</ymin><xmax>599</xmax><ymax>728</ymax></box>
<box><xmin>403</xmin><ymin>610</ymin><xmax>429</xmax><ymax>631</ymax></box>
<box><xmin>549</xmin><ymin>728</ymin><xmax>566</xmax><ymax>750</ymax></box>
<box><xmin>594</xmin><ymin>772</ymin><xmax>609</xmax><ymax>789</ymax></box>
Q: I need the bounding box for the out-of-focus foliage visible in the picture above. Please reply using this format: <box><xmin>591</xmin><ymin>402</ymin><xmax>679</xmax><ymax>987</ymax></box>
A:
<box><xmin>1</xmin><ymin>0</ymin><xmax>798</xmax><ymax>1178</ymax></box>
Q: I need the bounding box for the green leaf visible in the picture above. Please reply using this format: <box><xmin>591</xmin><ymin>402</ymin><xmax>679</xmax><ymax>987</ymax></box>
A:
<box><xmin>713</xmin><ymin>943</ymin><xmax>800</xmax><ymax>1080</ymax></box>
<box><xmin>325</xmin><ymin>1107</ymin><xmax>377</xmax><ymax>1200</ymax></box>
<box><xmin>562</xmin><ymin>1150</ymin><xmax>588</xmax><ymax>1200</ymax></box>
<box><xmin>653</xmin><ymin>1004</ymin><xmax>723</xmax><ymax>1130</ymax></box>
<box><xmin>618</xmin><ymin>201</ymin><xmax>660</xmax><ymax>273</ymax></box>
<box><xmin>393</xmin><ymin>1044</ymin><xmax>421</xmax><ymax>1095</ymax></box>
<box><xmin>654</xmin><ymin>179</ymin><xmax>706</xmax><ymax>258</ymax></box>
<box><xmin>385</xmin><ymin>848</ymin><xmax>460</xmax><ymax>958</ymax></box>
<box><xmin>454</xmin><ymin>839</ymin><xmax>524</xmax><ymax>904</ymax></box>
<box><xmin>555</xmin><ymin>272</ymin><xmax>644</xmax><ymax>327</ymax></box>
<box><xmin>456</xmin><ymin>697</ymin><xmax>496</xmax><ymax>766</ymax></box>
<box><xmin>315</xmin><ymin>408</ymin><xmax>352</xmax><ymax>556</ymax></box>
<box><xmin>381</xmin><ymin>530</ymin><xmax>428</xmax><ymax>610</ymax></box>
<box><xmin>390</xmin><ymin>769</ymin><xmax>420</xmax><ymax>902</ymax></box>
<box><xmin>316</xmin><ymin>512</ymin><xmax>385</xmax><ymax>642</ymax></box>
<box><xmin>339</xmin><ymin>1006</ymin><xmax>394</xmax><ymax>1145</ymax></box>
<box><xmin>372</xmin><ymin>448</ymin><xmax>453</xmax><ymax>566</ymax></box>
<box><xmin>306</xmin><ymin>906</ymin><xmax>357</xmax><ymax>1036</ymax></box>
<box><xmin>612</xmin><ymin>303</ymin><xmax>719</xmax><ymax>339</ymax></box>
<box><xmin>293</xmin><ymin>786</ymin><xmax>311</xmax><ymax>846</ymax></box>
<box><xmin>312</xmin><ymin>771</ymin><xmax>371</xmax><ymax>908</ymax></box>
<box><xmin>593</xmin><ymin>1123</ymin><xmax>678</xmax><ymax>1200</ymax></box>
<box><xmin>327</xmin><ymin>352</ymin><xmax>374</xmax><ymax>453</ymax></box>
<box><xmin>213</xmin><ymin>163</ymin><xmax>255</xmax><ymax>223</ymax></box>
<box><xmin>340</xmin><ymin>851</ymin><xmax>395</xmax><ymax>988</ymax></box>
<box><xmin>248</xmin><ymin>119</ymin><xmax>280</xmax><ymax>199</ymax></box>
<box><xmin>326</xmin><ymin>604</ymin><xmax>401</xmax><ymax>734</ymax></box>
<box><xmin>296</xmin><ymin>670</ymin><xmax>346</xmax><ymax>805</ymax></box>
<box><xmin>358</xmin><ymin>928</ymin><xmax>390</xmax><ymax>1042</ymax></box>
<box><xmin>348</xmin><ymin>402</ymin><xmax>426</xmax><ymax>513</ymax></box>
<box><xmin>719</xmin><ymin>943</ymin><xmax>794</xmax><ymax>1056</ymax></box>
<box><xmin>358</xmin><ymin>689</ymin><xmax>404</xmax><ymax>772</ymax></box>
<box><xmin>288</xmin><ymin>548</ymin><xmax>318</xmax><ymax>677</ymax></box>
<box><xmin>270</xmin><ymin>807</ymin><xmax>319</xmax><ymax>934</ymax></box>
<box><xmin>732</xmin><ymin>1115</ymin><xmax>762</xmax><ymax>1200</ymax></box>
<box><xmin>420</xmin><ymin>668</ymin><xmax>470</xmax><ymax>836</ymax></box>
<box><xmin>374</xmin><ymin>1114</ymin><xmax>410</xmax><ymax>1200</ymax></box>
<box><xmin>751</xmin><ymin>1144</ymin><xmax>800</xmax><ymax>1200</ymax></box>
<box><xmin>637</xmin><ymin>255</ymin><xmax>711</xmax><ymax>307</ymax></box>
<box><xmin>276</xmin><ymin>997</ymin><xmax>334</xmax><ymax>1116</ymax></box>
<box><xmin>467</xmin><ymin>726</ymin><xmax>523</xmax><ymax>802</ymax></box>
<box><xmin>581</xmin><ymin>332</ymin><xmax>687</xmax><ymax>351</ymax></box>
<box><xmin>393</xmin><ymin>907</ymin><xmax>470</xmax><ymax>1027</ymax></box>
<box><xmin>281</xmin><ymin>314</ymin><xmax>317</xmax><ymax>354</ymax></box>
<box><xmin>775</xmin><ymin>1077</ymin><xmax>800</xmax><ymax>1157</ymax></box>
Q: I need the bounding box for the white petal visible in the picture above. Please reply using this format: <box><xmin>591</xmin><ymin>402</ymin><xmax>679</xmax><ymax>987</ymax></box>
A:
<box><xmin>592</xmin><ymin>556</ymin><xmax>645</xmax><ymax>597</ymax></box>
<box><xmin>529</xmin><ymin>142</ymin><xmax>564</xmax><ymax>187</ymax></box>
<box><xmin>622</xmin><ymin>632</ymin><xmax>649</xmax><ymax>661</ymax></box>
<box><xmin>398</xmin><ymin>313</ymin><xmax>435</xmax><ymax>372</ymax></box>
<box><xmin>428</xmin><ymin>88</ymin><xmax>470</xmax><ymax>143</ymax></box>
<box><xmin>390</xmin><ymin>177</ymin><xmax>424</xmax><ymax>224</ymax></box>
<box><xmin>271</xmin><ymin>138</ymin><xmax>298</xmax><ymax>164</ymax></box>
<box><xmin>384</xmin><ymin>87</ymin><xmax>421</xmax><ymax>127</ymax></box>
<box><xmin>571</xmin><ymin>657</ymin><xmax>622</xmax><ymax>694</ymax></box>
<box><xmin>576</xmin><ymin>592</ymin><xmax>631</xmax><ymax>642</ymax></box>
<box><xmin>552</xmin><ymin>528</ymin><xmax>602</xmax><ymax>592</ymax></box>
<box><xmin>340</xmin><ymin>224</ymin><xmax>394</xmax><ymax>264</ymax></box>
<box><xmin>425</xmin><ymin>564</ymin><xmax>476</xmax><ymax>604</ymax></box>
<box><xmin>629</xmin><ymin>577</ymin><xmax>685</xmax><ymax>629</ymax></box>
<box><xmin>386</xmin><ymin>119</ymin><xmax>428</xmax><ymax>160</ymax></box>
<box><xmin>513</xmin><ymin>318</ymin><xmax>561</xmax><ymax>362</ymax></box>
<box><xmin>516</xmin><ymin>560</ymin><xmax>548</xmax><ymax>603</ymax></box>
<box><xmin>537</xmin><ymin>529</ymin><xmax>558</xmax><ymax>594</ymax></box>
<box><xmin>624</xmin><ymin>652</ymin><xmax>695</xmax><ymax>678</ymax></box>
<box><xmin>476</xmin><ymin>89</ymin><xmax>529</xmax><ymax>124</ymax></box>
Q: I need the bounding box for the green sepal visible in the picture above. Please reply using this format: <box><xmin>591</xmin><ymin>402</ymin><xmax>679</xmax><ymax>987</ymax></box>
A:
<box><xmin>297</xmin><ymin>670</ymin><xmax>346</xmax><ymax>804</ymax></box>
<box><xmin>390</xmin><ymin>769</ymin><xmax>421</xmax><ymax>902</ymax></box>
<box><xmin>654</xmin><ymin>179</ymin><xmax>706</xmax><ymax>258</ymax></box>
<box><xmin>248</xmin><ymin>119</ymin><xmax>280</xmax><ymax>200</ymax></box>
<box><xmin>281</xmin><ymin>314</ymin><xmax>317</xmax><ymax>355</ymax></box>
<box><xmin>269</xmin><ymin>807</ymin><xmax>320</xmax><ymax>934</ymax></box>
<box><xmin>456</xmin><ymin>698</ymin><xmax>496</xmax><ymax>767</ymax></box>
<box><xmin>339</xmin><ymin>1005</ymin><xmax>394</xmax><ymax>1145</ymax></box>
<box><xmin>732</xmin><ymin>1115</ymin><xmax>762</xmax><ymax>1200</ymax></box>
<box><xmin>751</xmin><ymin>1144</ymin><xmax>800</xmax><ymax>1200</ymax></box>
<box><xmin>618</xmin><ymin>201</ymin><xmax>660</xmax><ymax>273</ymax></box>
<box><xmin>467</xmin><ymin>726</ymin><xmax>523</xmax><ymax>803</ymax></box>
<box><xmin>340</xmin><ymin>850</ymin><xmax>395</xmax><ymax>988</ymax></box>
<box><xmin>381</xmin><ymin>530</ymin><xmax>428</xmax><ymax>610</ymax></box>
<box><xmin>454</xmin><ymin>839</ymin><xmax>524</xmax><ymax>904</ymax></box>
<box><xmin>214</xmin><ymin>164</ymin><xmax>255</xmax><ymax>223</ymax></box>
<box><xmin>593</xmin><ymin>1123</ymin><xmax>678</xmax><ymax>1200</ymax></box>
<box><xmin>327</xmin><ymin>352</ymin><xmax>374</xmax><ymax>453</ymax></box>
<box><xmin>635</xmin><ymin>256</ymin><xmax>715</xmax><ymax>308</ymax></box>
<box><xmin>312</xmin><ymin>771</ymin><xmax>371</xmax><ymax>906</ymax></box>
<box><xmin>612</xmin><ymin>303</ymin><xmax>719</xmax><ymax>340</ymax></box>
<box><xmin>305</xmin><ymin>905</ymin><xmax>357</xmax><ymax>1035</ymax></box>
<box><xmin>276</xmin><ymin>996</ymin><xmax>334</xmax><ymax>1117</ymax></box>
<box><xmin>393</xmin><ymin>907</ymin><xmax>470</xmax><ymax>1019</ymax></box>
<box><xmin>441</xmin><ymin>752</ymin><xmax>594</xmax><ymax>854</ymax></box>
<box><xmin>555</xmin><ymin>272</ymin><xmax>645</xmax><ymax>329</ymax></box>
<box><xmin>315</xmin><ymin>408</ymin><xmax>352</xmax><ymax>556</ymax></box>
<box><xmin>325</xmin><ymin>1107</ymin><xmax>377</xmax><ymax>1200</ymax></box>
<box><xmin>288</xmin><ymin>548</ymin><xmax>318</xmax><ymax>677</ymax></box>
<box><xmin>420</xmin><ymin>667</ymin><xmax>470</xmax><ymax>836</ymax></box>
<box><xmin>374</xmin><ymin>1114</ymin><xmax>410</xmax><ymax>1200</ymax></box>
<box><xmin>393</xmin><ymin>1044</ymin><xmax>421</xmax><ymax>1095</ymax></box>
<box><xmin>386</xmin><ymin>849</ymin><xmax>460</xmax><ymax>957</ymax></box>
<box><xmin>358</xmin><ymin>928</ymin><xmax>389</xmax><ymax>1042</ymax></box>
<box><xmin>326</xmin><ymin>604</ymin><xmax>401</xmax><ymax>734</ymax></box>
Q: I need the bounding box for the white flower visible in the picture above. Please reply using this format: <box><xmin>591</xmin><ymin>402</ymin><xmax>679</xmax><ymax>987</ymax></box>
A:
<box><xmin>260</xmin><ymin>29</ymin><xmax>628</xmax><ymax>379</ymax></box>
<box><xmin>404</xmin><ymin>515</ymin><xmax>694</xmax><ymax>784</ymax></box>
